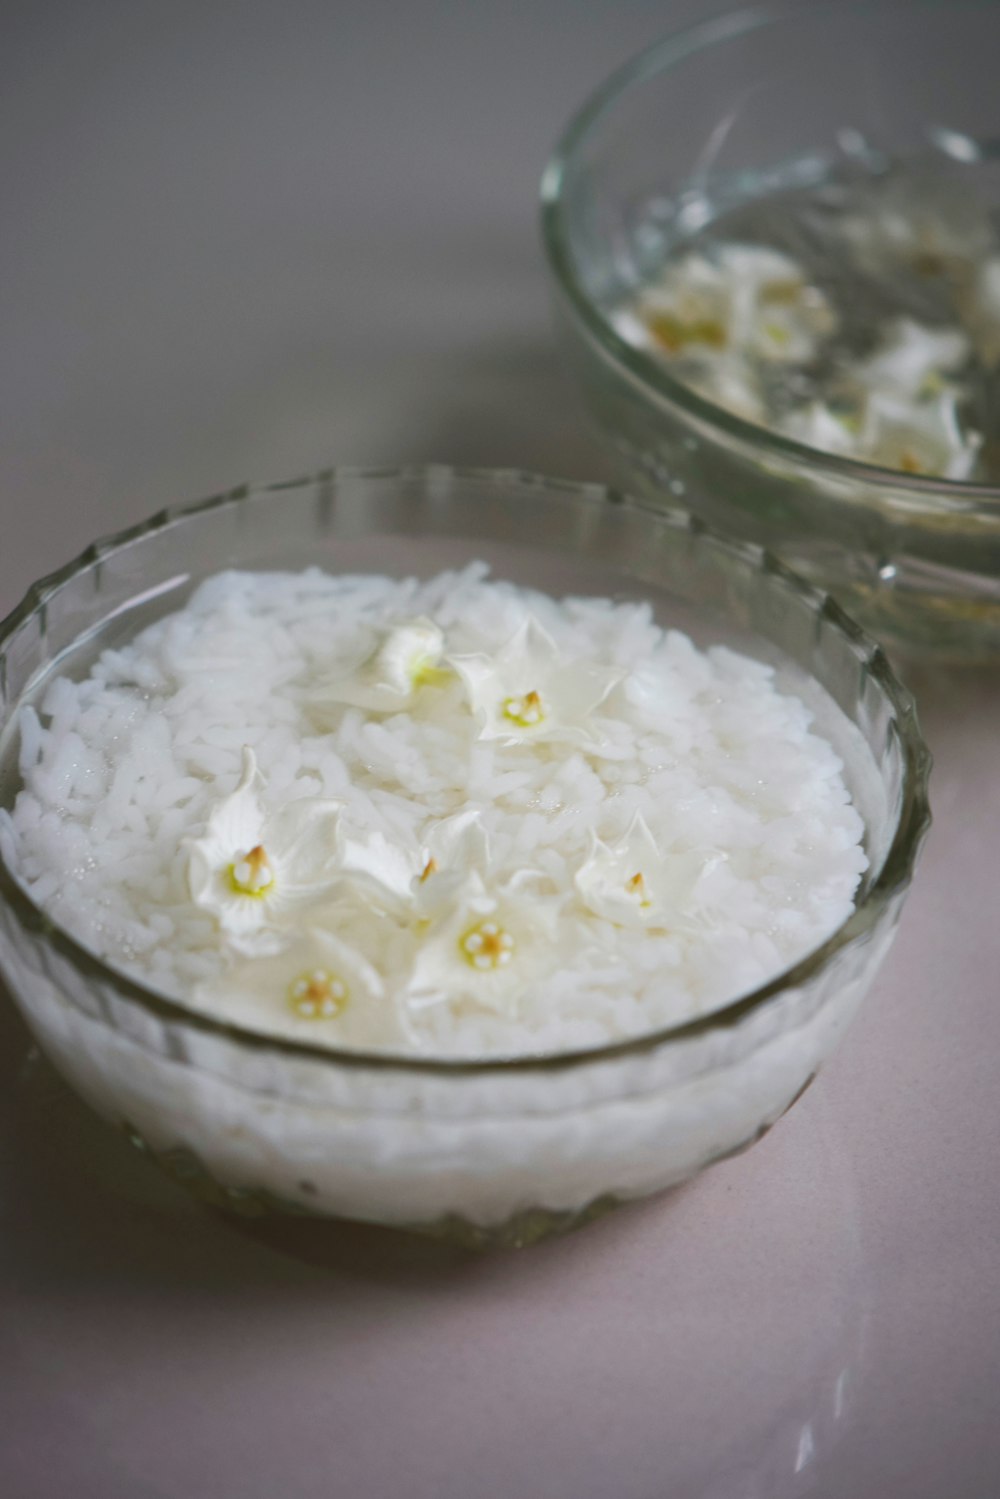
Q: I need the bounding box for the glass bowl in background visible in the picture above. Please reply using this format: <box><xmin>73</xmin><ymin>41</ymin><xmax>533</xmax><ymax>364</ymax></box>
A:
<box><xmin>0</xmin><ymin>468</ymin><xmax>929</xmax><ymax>1246</ymax></box>
<box><xmin>541</xmin><ymin>0</ymin><xmax>1000</xmax><ymax>661</ymax></box>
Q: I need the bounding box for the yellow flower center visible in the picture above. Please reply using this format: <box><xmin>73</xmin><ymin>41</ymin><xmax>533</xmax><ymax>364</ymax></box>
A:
<box><xmin>760</xmin><ymin>278</ymin><xmax>804</xmax><ymax>307</ymax></box>
<box><xmin>645</xmin><ymin>311</ymin><xmax>727</xmax><ymax>354</ymax></box>
<box><xmin>459</xmin><ymin>919</ymin><xmax>516</xmax><ymax>972</ymax></box>
<box><xmin>502</xmin><ymin>689</ymin><xmax>545</xmax><ymax>729</ymax></box>
<box><xmin>288</xmin><ymin>968</ymin><xmax>349</xmax><ymax>1019</ymax></box>
<box><xmin>228</xmin><ymin>844</ymin><xmax>275</xmax><ymax>897</ymax></box>
<box><xmin>626</xmin><ymin>871</ymin><xmax>653</xmax><ymax>910</ymax></box>
<box><xmin>410</xmin><ymin>655</ymin><xmax>451</xmax><ymax>688</ymax></box>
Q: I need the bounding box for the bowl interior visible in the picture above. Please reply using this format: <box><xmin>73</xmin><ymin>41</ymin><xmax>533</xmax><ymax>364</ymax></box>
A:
<box><xmin>0</xmin><ymin>469</ymin><xmax>920</xmax><ymax>966</ymax></box>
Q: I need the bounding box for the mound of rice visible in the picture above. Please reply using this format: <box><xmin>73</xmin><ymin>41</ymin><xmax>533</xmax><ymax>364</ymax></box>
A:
<box><xmin>0</xmin><ymin>564</ymin><xmax>867</xmax><ymax>1057</ymax></box>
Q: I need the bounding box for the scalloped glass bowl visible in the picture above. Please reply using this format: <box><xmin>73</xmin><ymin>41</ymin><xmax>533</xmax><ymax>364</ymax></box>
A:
<box><xmin>541</xmin><ymin>0</ymin><xmax>1000</xmax><ymax>660</ymax></box>
<box><xmin>0</xmin><ymin>468</ymin><xmax>929</xmax><ymax>1246</ymax></box>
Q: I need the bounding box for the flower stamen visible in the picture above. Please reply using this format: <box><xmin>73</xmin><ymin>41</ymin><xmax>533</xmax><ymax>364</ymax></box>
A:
<box><xmin>228</xmin><ymin>844</ymin><xmax>275</xmax><ymax>897</ymax></box>
<box><xmin>288</xmin><ymin>967</ymin><xmax>349</xmax><ymax>1019</ymax></box>
<box><xmin>501</xmin><ymin>689</ymin><xmax>545</xmax><ymax>729</ymax></box>
<box><xmin>459</xmin><ymin>919</ymin><xmax>516</xmax><ymax>971</ymax></box>
<box><xmin>419</xmin><ymin>857</ymin><xmax>438</xmax><ymax>883</ymax></box>
<box><xmin>626</xmin><ymin>870</ymin><xmax>653</xmax><ymax>909</ymax></box>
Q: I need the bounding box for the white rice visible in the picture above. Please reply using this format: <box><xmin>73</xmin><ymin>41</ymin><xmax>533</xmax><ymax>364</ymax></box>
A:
<box><xmin>1</xmin><ymin>563</ymin><xmax>867</xmax><ymax>1058</ymax></box>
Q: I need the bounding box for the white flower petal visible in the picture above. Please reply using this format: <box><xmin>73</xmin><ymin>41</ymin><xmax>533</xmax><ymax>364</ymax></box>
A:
<box><xmin>184</xmin><ymin>748</ymin><xmax>345</xmax><ymax>944</ymax></box>
<box><xmin>414</xmin><ymin>810</ymin><xmax>493</xmax><ymax>916</ymax></box>
<box><xmin>405</xmin><ymin>873</ymin><xmax>562</xmax><ymax>1019</ymax></box>
<box><xmin>425</xmin><ymin>808</ymin><xmax>490</xmax><ymax>868</ymax></box>
<box><xmin>575</xmin><ymin>814</ymin><xmax>719</xmax><ymax>930</ymax></box>
<box><xmin>337</xmin><ymin>828</ymin><xmax>423</xmax><ymax>914</ymax></box>
<box><xmin>188</xmin><ymin>747</ymin><xmax>265</xmax><ymax>873</ymax></box>
<box><xmin>332</xmin><ymin>809</ymin><xmax>494</xmax><ymax>920</ymax></box>
<box><xmin>857</xmin><ymin>389</ymin><xmax>981</xmax><ymax>479</ymax></box>
<box><xmin>262</xmin><ymin>798</ymin><xmax>345</xmax><ymax>906</ymax></box>
<box><xmin>311</xmin><ymin>617</ymin><xmax>448</xmax><ymax>715</ymax></box>
<box><xmin>630</xmin><ymin>244</ymin><xmax>835</xmax><ymax>376</ymax></box>
<box><xmin>185</xmin><ymin>747</ymin><xmax>267</xmax><ymax>918</ymax></box>
<box><xmin>852</xmin><ymin>318</ymin><xmax>970</xmax><ymax>397</ymax></box>
<box><xmin>448</xmin><ymin>615</ymin><xmax>622</xmax><ymax>747</ymax></box>
<box><xmin>191</xmin><ymin>929</ymin><xmax>399</xmax><ymax>1047</ymax></box>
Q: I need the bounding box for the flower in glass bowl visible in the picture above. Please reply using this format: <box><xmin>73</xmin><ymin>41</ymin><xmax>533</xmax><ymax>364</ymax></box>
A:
<box><xmin>574</xmin><ymin>814</ymin><xmax>724</xmax><ymax>930</ymax></box>
<box><xmin>850</xmin><ymin>317</ymin><xmax>971</xmax><ymax>398</ymax></box>
<box><xmin>636</xmin><ymin>245</ymin><xmax>835</xmax><ymax>365</ymax></box>
<box><xmin>720</xmin><ymin>245</ymin><xmax>837</xmax><ymax>366</ymax></box>
<box><xmin>618</xmin><ymin>244</ymin><xmax>838</xmax><ymax>426</ymax></box>
<box><xmin>404</xmin><ymin>867</ymin><xmax>573</xmax><ymax>1020</ymax></box>
<box><xmin>776</xmin><ymin>319</ymin><xmax>980</xmax><ymax>476</ymax></box>
<box><xmin>626</xmin><ymin>244</ymin><xmax>839</xmax><ymax>373</ymax></box>
<box><xmin>447</xmin><ymin>616</ymin><xmax>622</xmax><ymax>747</ymax></box>
<box><xmin>334</xmin><ymin>809</ymin><xmax>492</xmax><ymax>920</ymax></box>
<box><xmin>191</xmin><ymin>927</ymin><xmax>397</xmax><ymax>1045</ymax></box>
<box><xmin>856</xmin><ymin>388</ymin><xmax>981</xmax><ymax>479</ymax></box>
<box><xmin>184</xmin><ymin>748</ymin><xmax>344</xmax><ymax>950</ymax></box>
<box><xmin>310</xmin><ymin>617</ymin><xmax>450</xmax><ymax>717</ymax></box>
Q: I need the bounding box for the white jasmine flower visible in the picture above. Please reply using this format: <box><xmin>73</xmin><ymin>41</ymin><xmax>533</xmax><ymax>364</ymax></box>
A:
<box><xmin>852</xmin><ymin>318</ymin><xmax>970</xmax><ymax>397</ymax></box>
<box><xmin>777</xmin><ymin>323</ymin><xmax>978</xmax><ymax>476</ymax></box>
<box><xmin>716</xmin><ymin>244</ymin><xmax>836</xmax><ymax>365</ymax></box>
<box><xmin>637</xmin><ymin>253</ymin><xmax>733</xmax><ymax>360</ymax></box>
<box><xmin>191</xmin><ymin>928</ymin><xmax>397</xmax><ymax>1046</ymax></box>
<box><xmin>335</xmin><ymin>809</ymin><xmax>491</xmax><ymax>918</ymax></box>
<box><xmin>857</xmin><ymin>389</ymin><xmax>981</xmax><ymax>480</ymax></box>
<box><xmin>574</xmin><ymin>814</ymin><xmax>723</xmax><ymax>930</ymax></box>
<box><xmin>184</xmin><ymin>747</ymin><xmax>343</xmax><ymax>948</ymax></box>
<box><xmin>404</xmin><ymin>870</ymin><xmax>571</xmax><ymax>1020</ymax></box>
<box><xmin>311</xmin><ymin>617</ymin><xmax>449</xmax><ymax>716</ymax></box>
<box><xmin>448</xmin><ymin>616</ymin><xmax>623</xmax><ymax>747</ymax></box>
<box><xmin>634</xmin><ymin>244</ymin><xmax>835</xmax><ymax>370</ymax></box>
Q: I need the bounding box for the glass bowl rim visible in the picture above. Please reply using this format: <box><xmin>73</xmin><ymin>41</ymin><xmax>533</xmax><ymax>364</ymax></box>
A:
<box><xmin>540</xmin><ymin>0</ymin><xmax>1000</xmax><ymax>511</ymax></box>
<box><xmin>0</xmin><ymin>464</ymin><xmax>931</xmax><ymax>1076</ymax></box>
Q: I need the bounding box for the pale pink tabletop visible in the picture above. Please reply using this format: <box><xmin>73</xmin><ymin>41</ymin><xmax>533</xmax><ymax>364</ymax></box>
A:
<box><xmin>1</xmin><ymin>5</ymin><xmax>998</xmax><ymax>1496</ymax></box>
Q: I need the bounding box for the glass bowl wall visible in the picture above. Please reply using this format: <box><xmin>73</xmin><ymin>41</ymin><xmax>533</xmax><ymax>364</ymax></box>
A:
<box><xmin>542</xmin><ymin>0</ymin><xmax>1000</xmax><ymax>660</ymax></box>
<box><xmin>0</xmin><ymin>468</ymin><xmax>929</xmax><ymax>1246</ymax></box>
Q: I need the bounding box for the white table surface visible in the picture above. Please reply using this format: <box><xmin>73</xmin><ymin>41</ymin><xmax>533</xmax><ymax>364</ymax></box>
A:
<box><xmin>1</xmin><ymin>4</ymin><xmax>998</xmax><ymax>1496</ymax></box>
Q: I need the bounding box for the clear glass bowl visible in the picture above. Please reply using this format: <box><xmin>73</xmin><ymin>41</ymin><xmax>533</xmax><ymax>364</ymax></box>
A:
<box><xmin>541</xmin><ymin>0</ymin><xmax>1000</xmax><ymax>661</ymax></box>
<box><xmin>0</xmin><ymin>467</ymin><xmax>929</xmax><ymax>1247</ymax></box>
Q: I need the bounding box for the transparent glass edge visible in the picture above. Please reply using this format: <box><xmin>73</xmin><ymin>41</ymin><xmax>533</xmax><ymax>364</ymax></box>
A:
<box><xmin>538</xmin><ymin>0</ymin><xmax>1000</xmax><ymax>512</ymax></box>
